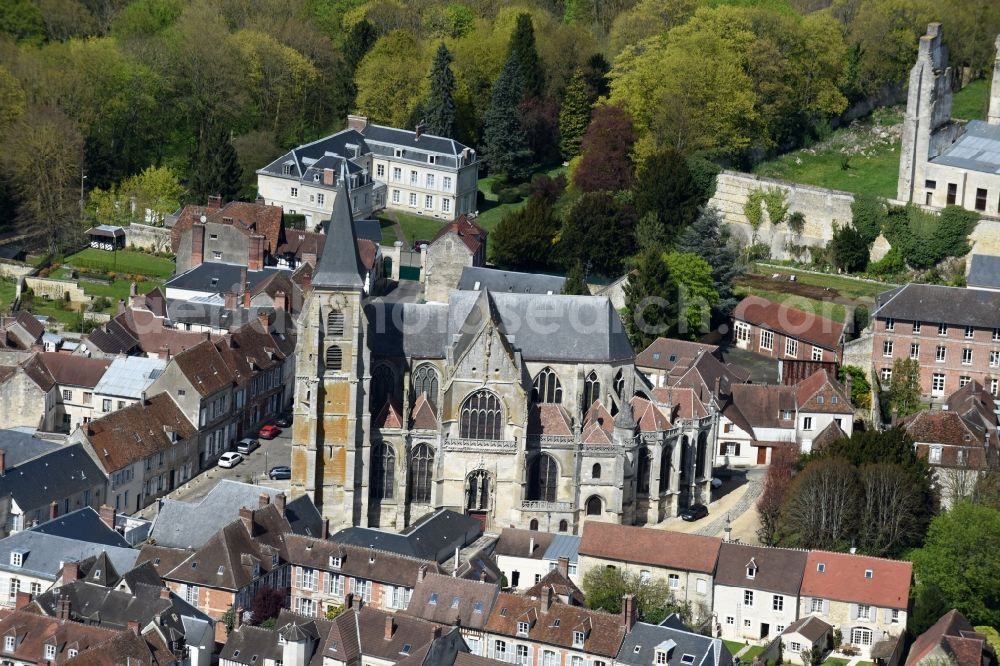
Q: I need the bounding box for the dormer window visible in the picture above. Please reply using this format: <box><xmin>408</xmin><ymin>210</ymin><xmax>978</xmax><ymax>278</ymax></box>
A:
<box><xmin>217</xmin><ymin>566</ymin><xmax>225</xmax><ymax>576</ymax></box>
<box><xmin>93</xmin><ymin>569</ymin><xmax>101</xmax><ymax>580</ymax></box>
<box><xmin>429</xmin><ymin>592</ymin><xmax>438</xmax><ymax>605</ymax></box>
<box><xmin>746</xmin><ymin>565</ymin><xmax>757</xmax><ymax>579</ymax></box>
<box><xmin>516</xmin><ymin>621</ymin><xmax>529</xmax><ymax>637</ymax></box>
<box><xmin>68</xmin><ymin>649</ymin><xmax>78</xmax><ymax>658</ymax></box>
<box><xmin>427</xmin><ymin>155</ymin><xmax>436</xmax><ymax>164</ymax></box>
<box><xmin>4</xmin><ymin>635</ymin><xmax>14</xmax><ymax>652</ymax></box>
<box><xmin>282</xmin><ymin>164</ymin><xmax>292</xmax><ymax>175</ymax></box>
<box><xmin>10</xmin><ymin>552</ymin><xmax>22</xmax><ymax>567</ymax></box>
<box><xmin>572</xmin><ymin>631</ymin><xmax>585</xmax><ymax>648</ymax></box>
<box><xmin>44</xmin><ymin>644</ymin><xmax>56</xmax><ymax>660</ymax></box>
<box><xmin>313</xmin><ymin>174</ymin><xmax>320</xmax><ymax>182</ymax></box>
<box><xmin>656</xmin><ymin>651</ymin><xmax>668</xmax><ymax>665</ymax></box>
<box><xmin>817</xmin><ymin>396</ymin><xmax>824</xmax><ymax>404</ymax></box>
<box><xmin>329</xmin><ymin>556</ymin><xmax>341</xmax><ymax>569</ymax></box>
<box><xmin>394</xmin><ymin>148</ymin><xmax>403</xmax><ymax>158</ymax></box>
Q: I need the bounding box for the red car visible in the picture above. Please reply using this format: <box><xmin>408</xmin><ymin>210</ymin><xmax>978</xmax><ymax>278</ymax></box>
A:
<box><xmin>258</xmin><ymin>425</ymin><xmax>282</xmax><ymax>440</ymax></box>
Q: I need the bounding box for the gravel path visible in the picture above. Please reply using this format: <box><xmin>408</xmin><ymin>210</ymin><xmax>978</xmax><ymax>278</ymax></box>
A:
<box><xmin>696</xmin><ymin>477</ymin><xmax>763</xmax><ymax>537</ymax></box>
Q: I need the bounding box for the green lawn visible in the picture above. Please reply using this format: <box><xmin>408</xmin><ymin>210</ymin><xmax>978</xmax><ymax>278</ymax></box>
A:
<box><xmin>752</xmin><ymin>264</ymin><xmax>895</xmax><ymax>299</ymax></box>
<box><xmin>377</xmin><ymin>218</ymin><xmax>399</xmax><ymax>246</ymax></box>
<box><xmin>0</xmin><ymin>279</ymin><xmax>15</xmax><ymax>309</ymax></box>
<box><xmin>952</xmin><ymin>79</ymin><xmax>990</xmax><ymax>121</ymax></box>
<box><xmin>29</xmin><ymin>298</ymin><xmax>82</xmax><ymax>327</ymax></box>
<box><xmin>475</xmin><ymin>165</ymin><xmax>567</xmax><ymax>233</ymax></box>
<box><xmin>63</xmin><ymin>248</ymin><xmax>175</xmax><ymax>279</ymax></box>
<box><xmin>741</xmin><ymin>646</ymin><xmax>765</xmax><ymax>661</ymax></box>
<box><xmin>48</xmin><ymin>267</ymin><xmax>162</xmax><ymax>310</ymax></box>
<box><xmin>724</xmin><ymin>641</ymin><xmax>746</xmax><ymax>656</ymax></box>
<box><xmin>736</xmin><ymin>285</ymin><xmax>848</xmax><ymax>323</ymax></box>
<box><xmin>378</xmin><ymin>212</ymin><xmax>446</xmax><ymax>247</ymax></box>
<box><xmin>822</xmin><ymin>658</ymin><xmax>850</xmax><ymax>666</ymax></box>
<box><xmin>752</xmin><ymin>138</ymin><xmax>899</xmax><ymax>199</ymax></box>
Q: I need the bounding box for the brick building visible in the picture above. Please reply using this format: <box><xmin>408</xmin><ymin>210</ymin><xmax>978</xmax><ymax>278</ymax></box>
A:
<box><xmin>733</xmin><ymin>295</ymin><xmax>845</xmax><ymax>363</ymax></box>
<box><xmin>871</xmin><ymin>284</ymin><xmax>1000</xmax><ymax>399</ymax></box>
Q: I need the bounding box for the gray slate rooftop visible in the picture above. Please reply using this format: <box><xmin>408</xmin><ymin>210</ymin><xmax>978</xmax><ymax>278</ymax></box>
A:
<box><xmin>967</xmin><ymin>254</ymin><xmax>1000</xmax><ymax>290</ymax></box>
<box><xmin>29</xmin><ymin>507</ymin><xmax>130</xmax><ymax>549</ymax></box>
<box><xmin>0</xmin><ymin>442</ymin><xmax>105</xmax><ymax>515</ymax></box>
<box><xmin>932</xmin><ymin>120</ymin><xmax>1000</xmax><ymax>174</ymax></box>
<box><xmin>312</xmin><ymin>179</ymin><xmax>365</xmax><ymax>290</ymax></box>
<box><xmin>874</xmin><ymin>283</ymin><xmax>1000</xmax><ymax>328</ymax></box>
<box><xmin>458</xmin><ymin>266</ymin><xmax>566</xmax><ymax>295</ymax></box>
<box><xmin>0</xmin><ymin>429</ymin><xmax>61</xmax><ymax>467</ymax></box>
<box><xmin>164</xmin><ymin>262</ymin><xmax>289</xmax><ymax>294</ymax></box>
<box><xmin>331</xmin><ymin>509</ymin><xmax>481</xmax><ymax>564</ymax></box>
<box><xmin>617</xmin><ymin>617</ymin><xmax>732</xmax><ymax>666</ymax></box>
<box><xmin>542</xmin><ymin>534</ymin><xmax>581</xmax><ymax>564</ymax></box>
<box><xmin>0</xmin><ymin>531</ymin><xmax>138</xmax><ymax>580</ymax></box>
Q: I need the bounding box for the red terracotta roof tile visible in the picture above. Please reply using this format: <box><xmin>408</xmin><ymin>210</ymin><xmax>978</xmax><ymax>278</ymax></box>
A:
<box><xmin>431</xmin><ymin>215</ymin><xmax>487</xmax><ymax>254</ymax></box>
<box><xmin>83</xmin><ymin>393</ymin><xmax>197</xmax><ymax>473</ymax></box>
<box><xmin>39</xmin><ymin>353</ymin><xmax>111</xmax><ymax>388</ymax></box>
<box><xmin>410</xmin><ymin>393</ymin><xmax>439</xmax><ymax>431</ymax></box>
<box><xmin>579</xmin><ymin>522</ymin><xmax>721</xmax><ymax>573</ymax></box>
<box><xmin>527</xmin><ymin>404</ymin><xmax>573</xmax><ymax>437</ymax></box>
<box><xmin>800</xmin><ymin>550</ymin><xmax>911</xmax><ymax>609</ymax></box>
<box><xmin>734</xmin><ymin>295</ymin><xmax>845</xmax><ymax>351</ymax></box>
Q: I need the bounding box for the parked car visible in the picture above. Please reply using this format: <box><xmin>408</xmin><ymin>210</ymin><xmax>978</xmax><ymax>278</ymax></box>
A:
<box><xmin>413</xmin><ymin>239</ymin><xmax>430</xmax><ymax>251</ymax></box>
<box><xmin>711</xmin><ymin>477</ymin><xmax>723</xmax><ymax>488</ymax></box>
<box><xmin>236</xmin><ymin>438</ymin><xmax>259</xmax><ymax>455</ymax></box>
<box><xmin>275</xmin><ymin>414</ymin><xmax>293</xmax><ymax>428</ymax></box>
<box><xmin>680</xmin><ymin>504</ymin><xmax>709</xmax><ymax>521</ymax></box>
<box><xmin>218</xmin><ymin>452</ymin><xmax>244</xmax><ymax>469</ymax></box>
<box><xmin>259</xmin><ymin>425</ymin><xmax>282</xmax><ymax>439</ymax></box>
<box><xmin>268</xmin><ymin>465</ymin><xmax>292</xmax><ymax>480</ymax></box>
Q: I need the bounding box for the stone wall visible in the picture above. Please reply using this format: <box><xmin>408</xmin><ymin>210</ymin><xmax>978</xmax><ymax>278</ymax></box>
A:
<box><xmin>125</xmin><ymin>223</ymin><xmax>172</xmax><ymax>253</ymax></box>
<box><xmin>0</xmin><ymin>261</ymin><xmax>35</xmax><ymax>281</ymax></box>
<box><xmin>709</xmin><ymin>171</ymin><xmax>856</xmax><ymax>260</ymax></box>
<box><xmin>21</xmin><ymin>276</ymin><xmax>91</xmax><ymax>304</ymax></box>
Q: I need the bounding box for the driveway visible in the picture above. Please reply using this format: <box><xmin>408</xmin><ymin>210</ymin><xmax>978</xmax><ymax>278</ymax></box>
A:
<box><xmin>658</xmin><ymin>468</ymin><xmax>765</xmax><ymax>540</ymax></box>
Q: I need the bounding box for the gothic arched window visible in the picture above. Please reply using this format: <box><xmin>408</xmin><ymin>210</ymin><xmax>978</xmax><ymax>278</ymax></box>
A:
<box><xmin>583</xmin><ymin>371</ymin><xmax>601</xmax><ymax>408</ymax></box>
<box><xmin>592</xmin><ymin>463</ymin><xmax>601</xmax><ymax>480</ymax></box>
<box><xmin>412</xmin><ymin>364</ymin><xmax>439</xmax><ymax>404</ymax></box>
<box><xmin>696</xmin><ymin>431</ymin><xmax>709</xmax><ymax>480</ymax></box>
<box><xmin>325</xmin><ymin>345</ymin><xmax>343</xmax><ymax>371</ymax></box>
<box><xmin>327</xmin><ymin>310</ymin><xmax>345</xmax><ymax>336</ymax></box>
<box><xmin>528</xmin><ymin>454</ymin><xmax>559</xmax><ymax>503</ymax></box>
<box><xmin>409</xmin><ymin>444</ymin><xmax>434</xmax><ymax>504</ymax></box>
<box><xmin>586</xmin><ymin>496</ymin><xmax>603</xmax><ymax>516</ymax></box>
<box><xmin>614</xmin><ymin>369</ymin><xmax>625</xmax><ymax>398</ymax></box>
<box><xmin>467</xmin><ymin>470</ymin><xmax>490</xmax><ymax>511</ymax></box>
<box><xmin>371</xmin><ymin>365</ymin><xmax>395</xmax><ymax>412</ymax></box>
<box><xmin>460</xmin><ymin>390</ymin><xmax>503</xmax><ymax>440</ymax></box>
<box><xmin>637</xmin><ymin>447</ymin><xmax>651</xmax><ymax>495</ymax></box>
<box><xmin>370</xmin><ymin>442</ymin><xmax>395</xmax><ymax>501</ymax></box>
<box><xmin>532</xmin><ymin>368</ymin><xmax>563</xmax><ymax>404</ymax></box>
<box><xmin>558</xmin><ymin>520</ymin><xmax>568</xmax><ymax>532</ymax></box>
<box><xmin>659</xmin><ymin>444</ymin><xmax>672</xmax><ymax>493</ymax></box>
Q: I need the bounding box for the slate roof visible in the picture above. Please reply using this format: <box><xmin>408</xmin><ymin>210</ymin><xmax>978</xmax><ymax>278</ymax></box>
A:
<box><xmin>458</xmin><ymin>266</ymin><xmax>566</xmax><ymax>295</ymax></box>
<box><xmin>543</xmin><ymin>534</ymin><xmax>581</xmax><ymax>564</ymax></box>
<box><xmin>931</xmin><ymin>120</ymin><xmax>1000</xmax><ymax>173</ymax></box>
<box><xmin>966</xmin><ymin>254</ymin><xmax>1000</xmax><ymax>290</ymax></box>
<box><xmin>800</xmin><ymin>550</ymin><xmax>911</xmax><ymax>609</ymax></box>
<box><xmin>0</xmin><ymin>531</ymin><xmax>138</xmax><ymax>581</ymax></box>
<box><xmin>134</xmin><ymin>545</ymin><xmax>191</xmax><ymax>578</ymax></box>
<box><xmin>331</xmin><ymin>509</ymin><xmax>481</xmax><ymax>564</ymax></box>
<box><xmin>363</xmin><ymin>123</ymin><xmax>473</xmax><ymax>159</ymax></box>
<box><xmin>165</xmin><ymin>262</ymin><xmax>291</xmax><ymax>294</ymax></box>
<box><xmin>0</xmin><ymin>442</ymin><xmax>104</xmax><ymax>515</ymax></box>
<box><xmin>579</xmin><ymin>522</ymin><xmax>721</xmax><ymax>574</ymax></box>
<box><xmin>401</xmin><ymin>572</ymin><xmax>499</xmax><ymax>629</ymax></box>
<box><xmin>220</xmin><ymin>610</ymin><xmax>331</xmax><ymax>666</ymax></box>
<box><xmin>714</xmin><ymin>543</ymin><xmax>808</xmax><ymax>595</ymax></box>
<box><xmin>0</xmin><ymin>429</ymin><xmax>61</xmax><ymax>467</ymax></box>
<box><xmin>312</xmin><ymin>178</ymin><xmax>366</xmax><ymax>289</ymax></box>
<box><xmin>617</xmin><ymin>618</ymin><xmax>732</xmax><ymax>666</ymax></box>
<box><xmin>352</xmin><ymin>605</ymin><xmax>441</xmax><ymax>662</ymax></box>
<box><xmin>734</xmin><ymin>295</ymin><xmax>845</xmax><ymax>351</ymax></box>
<box><xmin>257</xmin><ymin>128</ymin><xmax>369</xmax><ymax>183</ymax></box>
<box><xmin>39</xmin><ymin>353</ymin><xmax>111</xmax><ymax>388</ymax></box>
<box><xmin>84</xmin><ymin>318</ymin><xmax>140</xmax><ymax>355</ymax></box>
<box><xmin>905</xmin><ymin>609</ymin><xmax>993</xmax><ymax>666</ymax></box>
<box><xmin>90</xmin><ymin>356</ymin><xmax>164</xmax><ymax>399</ymax></box>
<box><xmin>873</xmin><ymin>283</ymin><xmax>1000</xmax><ymax>329</ymax></box>
<box><xmin>29</xmin><ymin>507</ymin><xmax>130</xmax><ymax>549</ymax></box>
<box><xmin>82</xmin><ymin>393</ymin><xmax>197</xmax><ymax>474</ymax></box>
<box><xmin>494</xmin><ymin>528</ymin><xmax>554</xmax><ymax>560</ymax></box>
<box><xmin>149</xmin><ymin>480</ymin><xmax>308</xmax><ymax>549</ymax></box>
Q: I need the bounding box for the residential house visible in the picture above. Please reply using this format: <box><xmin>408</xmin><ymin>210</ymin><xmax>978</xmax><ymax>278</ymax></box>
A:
<box><xmin>0</xmin><ymin>532</ymin><xmax>138</xmax><ymax>607</ymax></box>
<box><xmin>481</xmin><ymin>588</ymin><xmax>628</xmax><ymax>666</ymax></box>
<box><xmin>91</xmin><ymin>356</ymin><xmax>167</xmax><ymax>416</ymax></box>
<box><xmin>423</xmin><ymin>216</ymin><xmax>487</xmax><ymax>302</ymax></box>
<box><xmin>636</xmin><ymin>339</ymin><xmax>723</xmax><ymax>389</ymax></box>
<box><xmin>539</xmin><ymin>534</ymin><xmax>581</xmax><ymax>587</ymax></box>
<box><xmin>902</xmin><ymin>381</ymin><xmax>1000</xmax><ymax>508</ymax></box>
<box><xmin>394</xmin><ymin>627</ymin><xmax>503</xmax><ymax>666</ymax></box>
<box><xmin>400</xmin><ymin>572</ymin><xmax>499</xmax><ymax>657</ymax></box>
<box><xmin>171</xmin><ymin>197</ymin><xmax>284</xmax><ymax>274</ymax></box>
<box><xmin>712</xmin><ymin>543</ymin><xmax>808</xmax><ymax>643</ymax></box>
<box><xmin>457</xmin><ymin>267</ymin><xmax>566</xmax><ymax>296</ymax></box>
<box><xmin>905</xmin><ymin>609</ymin><xmax>997</xmax><ymax>666</ymax></box>
<box><xmin>284</xmin><ymin>536</ymin><xmax>441</xmax><ymax>618</ymax></box>
<box><xmin>523</xmin><ymin>561</ymin><xmax>585</xmax><ymax>607</ymax></box>
<box><xmin>74</xmin><ymin>393</ymin><xmax>199</xmax><ymax>514</ymax></box>
<box><xmin>732</xmin><ymin>295</ymin><xmax>845</xmax><ymax>363</ymax></box>
<box><xmin>58</xmin><ymin>625</ymin><xmax>188</xmax><ymax>666</ymax></box>
<box><xmin>219</xmin><ymin>609</ymin><xmax>331</xmax><ymax>666</ymax></box>
<box><xmin>0</xmin><ymin>355</ymin><xmax>59</xmax><ymax>432</ymax></box>
<box><xmin>780</xmin><ymin>616</ymin><xmax>834</xmax><ymax>665</ymax></box>
<box><xmin>323</xmin><ymin>599</ymin><xmax>445</xmax><ymax>666</ymax></box>
<box><xmin>578</xmin><ymin>522</ymin><xmax>720</xmax><ymax>622</ymax></box>
<box><xmin>0</xmin><ymin>439</ymin><xmax>106</xmax><ymax>537</ymax></box>
<box><xmin>493</xmin><ymin>529</ymin><xmax>556</xmax><ymax>592</ymax></box>
<box><xmin>0</xmin><ymin>608</ymin><xmax>120</xmax><ymax>664</ymax></box>
<box><xmin>158</xmin><ymin>504</ymin><xmax>291</xmax><ymax>642</ymax></box>
<box><xmin>1</xmin><ymin>312</ymin><xmax>44</xmax><ymax>351</ymax></box>
<box><xmin>38</xmin><ymin>354</ymin><xmax>112</xmax><ymax>433</ymax></box>
<box><xmin>616</xmin><ymin>615</ymin><xmax>733</xmax><ymax>666</ymax></box>
<box><xmin>798</xmin><ymin>551</ymin><xmax>911</xmax><ymax>658</ymax></box>
<box><xmin>27</xmin><ymin>506</ymin><xmax>130</xmax><ymax>548</ymax></box>
<box><xmin>871</xmin><ymin>283</ymin><xmax>1000</xmax><ymax>399</ymax></box>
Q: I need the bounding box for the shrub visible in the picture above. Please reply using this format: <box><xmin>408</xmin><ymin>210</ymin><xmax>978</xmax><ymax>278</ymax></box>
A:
<box><xmin>489</xmin><ymin>179</ymin><xmax>506</xmax><ymax>196</ymax></box>
<box><xmin>744</xmin><ymin>243</ymin><xmax>771</xmax><ymax>262</ymax></box>
<box><xmin>497</xmin><ymin>189</ymin><xmax>521</xmax><ymax>204</ymax></box>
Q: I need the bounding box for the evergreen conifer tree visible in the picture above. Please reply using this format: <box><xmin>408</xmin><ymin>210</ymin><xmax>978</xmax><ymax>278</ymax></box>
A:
<box><xmin>559</xmin><ymin>70</ymin><xmax>591</xmax><ymax>159</ymax></box>
<box><xmin>508</xmin><ymin>13</ymin><xmax>544</xmax><ymax>100</ymax></box>
<box><xmin>481</xmin><ymin>54</ymin><xmax>531</xmax><ymax>181</ymax></box>
<box><xmin>676</xmin><ymin>208</ymin><xmax>744</xmax><ymax>316</ymax></box>
<box><xmin>425</xmin><ymin>43</ymin><xmax>457</xmax><ymax>138</ymax></box>
<box><xmin>562</xmin><ymin>260</ymin><xmax>588</xmax><ymax>295</ymax></box>
<box><xmin>191</xmin><ymin>125</ymin><xmax>243</xmax><ymax>202</ymax></box>
<box><xmin>624</xmin><ymin>250</ymin><xmax>678</xmax><ymax>349</ymax></box>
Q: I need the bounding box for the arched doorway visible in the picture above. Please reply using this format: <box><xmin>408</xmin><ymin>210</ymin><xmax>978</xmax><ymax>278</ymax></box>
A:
<box><xmin>466</xmin><ymin>470</ymin><xmax>491</xmax><ymax>531</ymax></box>
<box><xmin>585</xmin><ymin>496</ymin><xmax>603</xmax><ymax>516</ymax></box>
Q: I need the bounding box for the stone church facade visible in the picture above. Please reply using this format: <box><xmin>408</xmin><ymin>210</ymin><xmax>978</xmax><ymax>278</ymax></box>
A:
<box><xmin>290</xmin><ymin>185</ymin><xmax>716</xmax><ymax>533</ymax></box>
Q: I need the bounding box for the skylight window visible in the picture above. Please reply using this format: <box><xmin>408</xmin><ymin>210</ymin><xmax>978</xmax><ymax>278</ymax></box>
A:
<box><xmin>401</xmin><ymin>644</ymin><xmax>411</xmax><ymax>655</ymax></box>
<box><xmin>817</xmin><ymin>563</ymin><xmax>825</xmax><ymax>572</ymax></box>
<box><xmin>451</xmin><ymin>596</ymin><xmax>460</xmax><ymax>609</ymax></box>
<box><xmin>634</xmin><ymin>646</ymin><xmax>642</xmax><ymax>654</ymax></box>
<box><xmin>217</xmin><ymin>566</ymin><xmax>225</xmax><ymax>575</ymax></box>
<box><xmin>473</xmin><ymin>601</ymin><xmax>483</xmax><ymax>613</ymax></box>
<box><xmin>682</xmin><ymin>655</ymin><xmax>696</xmax><ymax>664</ymax></box>
<box><xmin>429</xmin><ymin>592</ymin><xmax>438</xmax><ymax>605</ymax></box>
<box><xmin>864</xmin><ymin>569</ymin><xmax>873</xmax><ymax>579</ymax></box>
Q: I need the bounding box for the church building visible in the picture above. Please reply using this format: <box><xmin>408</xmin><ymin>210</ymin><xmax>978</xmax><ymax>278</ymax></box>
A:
<box><xmin>290</xmin><ymin>183</ymin><xmax>717</xmax><ymax>533</ymax></box>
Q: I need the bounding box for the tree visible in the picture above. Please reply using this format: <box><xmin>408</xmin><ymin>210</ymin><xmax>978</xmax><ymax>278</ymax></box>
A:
<box><xmin>887</xmin><ymin>357</ymin><xmax>921</xmax><ymax>417</ymax></box>
<box><xmin>663</xmin><ymin>251</ymin><xmax>718</xmax><ymax>339</ymax></box>
<box><xmin>635</xmin><ymin>213</ymin><xmax>667</xmax><ymax>255</ymax></box>
<box><xmin>559</xmin><ymin>70</ymin><xmax>591</xmax><ymax>159</ymax></box>
<box><xmin>424</xmin><ymin>44</ymin><xmax>457</xmax><ymax>139</ymax></box>
<box><xmin>0</xmin><ymin>66</ymin><xmax>26</xmax><ymax>140</ymax></box>
<box><xmin>250</xmin><ymin>586</ymin><xmax>285</xmax><ymax>625</ymax></box>
<box><xmin>559</xmin><ymin>192</ymin><xmax>637</xmax><ymax>277</ymax></box>
<box><xmin>829</xmin><ymin>223</ymin><xmax>869</xmax><ymax>273</ymax></box>
<box><xmin>481</xmin><ymin>54</ymin><xmax>531</xmax><ymax>181</ymax></box>
<box><xmin>632</xmin><ymin>148</ymin><xmax>704</xmax><ymax>240</ymax></box>
<box><xmin>581</xmin><ymin>565</ymin><xmax>692</xmax><ymax>625</ymax></box>
<box><xmin>676</xmin><ymin>208</ymin><xmax>744</xmax><ymax>317</ymax></box>
<box><xmin>507</xmin><ymin>13</ymin><xmax>543</xmax><ymax>100</ymax></box>
<box><xmin>802</xmin><ymin>645</ymin><xmax>824</xmax><ymax>666</ymax></box>
<box><xmin>837</xmin><ymin>365</ymin><xmax>872</xmax><ymax>411</ymax></box>
<box><xmin>572</xmin><ymin>104</ymin><xmax>636</xmax><ymax>193</ymax></box>
<box><xmin>563</xmin><ymin>261</ymin><xmax>588</xmax><ymax>295</ymax></box>
<box><xmin>354</xmin><ymin>30</ymin><xmax>427</xmax><ymax>128</ymax></box>
<box><xmin>88</xmin><ymin>165</ymin><xmax>184</xmax><ymax>226</ymax></box>
<box><xmin>757</xmin><ymin>444</ymin><xmax>797</xmax><ymax>546</ymax></box>
<box><xmin>910</xmin><ymin>503</ymin><xmax>1000</xmax><ymax>628</ymax></box>
<box><xmin>778</xmin><ymin>457</ymin><xmax>860</xmax><ymax>550</ymax></box>
<box><xmin>490</xmin><ymin>196</ymin><xmax>558</xmax><ymax>270</ymax></box>
<box><xmin>624</xmin><ymin>250</ymin><xmax>678</xmax><ymax>350</ymax></box>
<box><xmin>343</xmin><ymin>19</ymin><xmax>378</xmax><ymax>70</ymax></box>
<box><xmin>851</xmin><ymin>194</ymin><xmax>887</xmax><ymax>245</ymax></box>
<box><xmin>857</xmin><ymin>462</ymin><xmax>926</xmax><ymax>556</ymax></box>
<box><xmin>2</xmin><ymin>106</ymin><xmax>84</xmax><ymax>253</ymax></box>
<box><xmin>190</xmin><ymin>124</ymin><xmax>243</xmax><ymax>203</ymax></box>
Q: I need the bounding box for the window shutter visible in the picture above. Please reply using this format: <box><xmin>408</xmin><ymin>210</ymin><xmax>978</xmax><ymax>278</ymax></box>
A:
<box><xmin>850</xmin><ymin>603</ymin><xmax>858</xmax><ymax>620</ymax></box>
<box><xmin>720</xmin><ymin>442</ymin><xmax>727</xmax><ymax>455</ymax></box>
<box><xmin>883</xmin><ymin>608</ymin><xmax>892</xmax><ymax>623</ymax></box>
<box><xmin>735</xmin><ymin>443</ymin><xmax>741</xmax><ymax>456</ymax></box>
<box><xmin>822</xmin><ymin>599</ymin><xmax>830</xmax><ymax>615</ymax></box>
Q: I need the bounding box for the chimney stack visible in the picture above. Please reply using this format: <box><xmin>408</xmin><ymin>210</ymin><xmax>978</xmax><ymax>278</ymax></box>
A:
<box><xmin>258</xmin><ymin>311</ymin><xmax>270</xmax><ymax>331</ymax></box>
<box><xmin>274</xmin><ymin>493</ymin><xmax>286</xmax><ymax>517</ymax></box>
<box><xmin>344</xmin><ymin>593</ymin><xmax>355</xmax><ymax>610</ymax></box>
<box><xmin>56</xmin><ymin>594</ymin><xmax>71</xmax><ymax>619</ymax></box>
<box><xmin>346</xmin><ymin>115</ymin><xmax>368</xmax><ymax>132</ymax></box>
<box><xmin>528</xmin><ymin>537</ymin><xmax>534</xmax><ymax>556</ymax></box>
<box><xmin>248</xmin><ymin>234</ymin><xmax>265</xmax><ymax>271</ymax></box>
<box><xmin>384</xmin><ymin>616</ymin><xmax>395</xmax><ymax>641</ymax></box>
<box><xmin>0</xmin><ymin>448</ymin><xmax>5</xmax><ymax>476</ymax></box>
<box><xmin>98</xmin><ymin>504</ymin><xmax>115</xmax><ymax>531</ymax></box>
<box><xmin>61</xmin><ymin>561</ymin><xmax>80</xmax><ymax>585</ymax></box>
<box><xmin>479</xmin><ymin>569</ymin><xmax>487</xmax><ymax>582</ymax></box>
<box><xmin>159</xmin><ymin>587</ymin><xmax>171</xmax><ymax>600</ymax></box>
<box><xmin>417</xmin><ymin>565</ymin><xmax>427</xmax><ymax>584</ymax></box>
<box><xmin>49</xmin><ymin>501</ymin><xmax>58</xmax><ymax>521</ymax></box>
<box><xmin>323</xmin><ymin>168</ymin><xmax>335</xmax><ymax>187</ymax></box>
<box><xmin>541</xmin><ymin>585</ymin><xmax>553</xmax><ymax>613</ymax></box>
<box><xmin>128</xmin><ymin>620</ymin><xmax>140</xmax><ymax>636</ymax></box>
<box><xmin>557</xmin><ymin>557</ymin><xmax>569</xmax><ymax>577</ymax></box>
<box><xmin>274</xmin><ymin>290</ymin><xmax>287</xmax><ymax>313</ymax></box>
<box><xmin>258</xmin><ymin>493</ymin><xmax>270</xmax><ymax>509</ymax></box>
<box><xmin>14</xmin><ymin>590</ymin><xmax>31</xmax><ymax>609</ymax></box>
<box><xmin>224</xmin><ymin>291</ymin><xmax>237</xmax><ymax>310</ymax></box>
<box><xmin>239</xmin><ymin>507</ymin><xmax>254</xmax><ymax>536</ymax></box>
<box><xmin>414</xmin><ymin>121</ymin><xmax>426</xmax><ymax>141</ymax></box>
<box><xmin>207</xmin><ymin>195</ymin><xmax>222</xmax><ymax>209</ymax></box>
<box><xmin>191</xmin><ymin>224</ymin><xmax>205</xmax><ymax>268</ymax></box>
<box><xmin>235</xmin><ymin>607</ymin><xmax>244</xmax><ymax>630</ymax></box>
<box><xmin>621</xmin><ymin>594</ymin><xmax>638</xmax><ymax>633</ymax></box>
<box><xmin>321</xmin><ymin>518</ymin><xmax>329</xmax><ymax>540</ymax></box>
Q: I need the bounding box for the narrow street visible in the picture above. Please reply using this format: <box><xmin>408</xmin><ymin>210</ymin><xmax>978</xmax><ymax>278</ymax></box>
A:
<box><xmin>657</xmin><ymin>468</ymin><xmax>766</xmax><ymax>543</ymax></box>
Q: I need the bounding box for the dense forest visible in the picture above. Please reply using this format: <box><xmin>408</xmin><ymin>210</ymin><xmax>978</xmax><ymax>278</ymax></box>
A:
<box><xmin>0</xmin><ymin>0</ymin><xmax>998</xmax><ymax>252</ymax></box>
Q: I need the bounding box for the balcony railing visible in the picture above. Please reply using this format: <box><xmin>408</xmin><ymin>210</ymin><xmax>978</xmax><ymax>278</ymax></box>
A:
<box><xmin>444</xmin><ymin>438</ymin><xmax>517</xmax><ymax>453</ymax></box>
<box><xmin>521</xmin><ymin>500</ymin><xmax>574</xmax><ymax>512</ymax></box>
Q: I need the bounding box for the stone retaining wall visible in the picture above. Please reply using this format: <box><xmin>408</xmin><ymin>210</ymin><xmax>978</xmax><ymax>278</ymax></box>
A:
<box><xmin>21</xmin><ymin>276</ymin><xmax>91</xmax><ymax>304</ymax></box>
<box><xmin>125</xmin><ymin>223</ymin><xmax>172</xmax><ymax>253</ymax></box>
<box><xmin>0</xmin><ymin>261</ymin><xmax>35</xmax><ymax>281</ymax></box>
